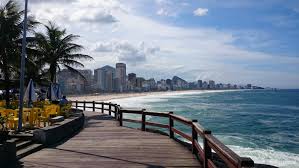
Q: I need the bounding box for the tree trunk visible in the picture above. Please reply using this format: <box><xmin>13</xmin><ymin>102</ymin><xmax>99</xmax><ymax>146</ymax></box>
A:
<box><xmin>2</xmin><ymin>51</ymin><xmax>11</xmax><ymax>108</ymax></box>
<box><xmin>4</xmin><ymin>80</ymin><xmax>10</xmax><ymax>108</ymax></box>
<box><xmin>3</xmin><ymin>66</ymin><xmax>10</xmax><ymax>108</ymax></box>
<box><xmin>50</xmin><ymin>65</ymin><xmax>56</xmax><ymax>83</ymax></box>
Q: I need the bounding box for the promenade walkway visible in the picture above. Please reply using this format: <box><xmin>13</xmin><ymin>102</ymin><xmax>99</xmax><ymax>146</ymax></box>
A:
<box><xmin>20</xmin><ymin>111</ymin><xmax>201</xmax><ymax>168</ymax></box>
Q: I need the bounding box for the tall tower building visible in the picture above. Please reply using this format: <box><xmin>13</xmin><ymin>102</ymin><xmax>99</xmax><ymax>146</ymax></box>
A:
<box><xmin>128</xmin><ymin>73</ymin><xmax>137</xmax><ymax>83</ymax></box>
<box><xmin>94</xmin><ymin>65</ymin><xmax>115</xmax><ymax>92</ymax></box>
<box><xmin>208</xmin><ymin>80</ymin><xmax>215</xmax><ymax>89</ymax></box>
<box><xmin>116</xmin><ymin>63</ymin><xmax>126</xmax><ymax>92</ymax></box>
<box><xmin>128</xmin><ymin>73</ymin><xmax>137</xmax><ymax>90</ymax></box>
<box><xmin>197</xmin><ymin>80</ymin><xmax>203</xmax><ymax>88</ymax></box>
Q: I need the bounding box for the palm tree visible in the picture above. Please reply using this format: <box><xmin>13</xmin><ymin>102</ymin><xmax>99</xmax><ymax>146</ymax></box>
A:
<box><xmin>24</xmin><ymin>52</ymin><xmax>49</xmax><ymax>86</ymax></box>
<box><xmin>35</xmin><ymin>22</ymin><xmax>93</xmax><ymax>83</ymax></box>
<box><xmin>0</xmin><ymin>0</ymin><xmax>37</xmax><ymax>106</ymax></box>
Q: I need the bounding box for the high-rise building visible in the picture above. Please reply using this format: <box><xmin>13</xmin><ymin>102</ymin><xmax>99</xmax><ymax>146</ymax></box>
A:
<box><xmin>208</xmin><ymin>80</ymin><xmax>215</xmax><ymax>89</ymax></box>
<box><xmin>57</xmin><ymin>69</ymin><xmax>92</xmax><ymax>94</ymax></box>
<box><xmin>166</xmin><ymin>79</ymin><xmax>172</xmax><ymax>90</ymax></box>
<box><xmin>202</xmin><ymin>81</ymin><xmax>208</xmax><ymax>89</ymax></box>
<box><xmin>116</xmin><ymin>63</ymin><xmax>126</xmax><ymax>92</ymax></box>
<box><xmin>136</xmin><ymin>77</ymin><xmax>145</xmax><ymax>88</ymax></box>
<box><xmin>128</xmin><ymin>73</ymin><xmax>136</xmax><ymax>81</ymax></box>
<box><xmin>157</xmin><ymin>79</ymin><xmax>167</xmax><ymax>91</ymax></box>
<box><xmin>94</xmin><ymin>65</ymin><xmax>115</xmax><ymax>92</ymax></box>
<box><xmin>142</xmin><ymin>78</ymin><xmax>157</xmax><ymax>91</ymax></box>
<box><xmin>128</xmin><ymin>73</ymin><xmax>137</xmax><ymax>90</ymax></box>
<box><xmin>78</xmin><ymin>69</ymin><xmax>93</xmax><ymax>92</ymax></box>
<box><xmin>197</xmin><ymin>80</ymin><xmax>203</xmax><ymax>88</ymax></box>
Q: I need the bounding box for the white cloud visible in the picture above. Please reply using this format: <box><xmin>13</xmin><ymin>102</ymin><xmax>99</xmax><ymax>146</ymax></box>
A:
<box><xmin>154</xmin><ymin>0</ymin><xmax>186</xmax><ymax>17</ymax></box>
<box><xmin>30</xmin><ymin>0</ymin><xmax>123</xmax><ymax>25</ymax></box>
<box><xmin>157</xmin><ymin>8</ymin><xmax>171</xmax><ymax>16</ymax></box>
<box><xmin>29</xmin><ymin>0</ymin><xmax>75</xmax><ymax>3</ymax></box>
<box><xmin>180</xmin><ymin>2</ymin><xmax>189</xmax><ymax>7</ymax></box>
<box><xmin>193</xmin><ymin>8</ymin><xmax>209</xmax><ymax>16</ymax></box>
<box><xmin>23</xmin><ymin>0</ymin><xmax>299</xmax><ymax>88</ymax></box>
<box><xmin>70</xmin><ymin>10</ymin><xmax>117</xmax><ymax>23</ymax></box>
<box><xmin>94</xmin><ymin>40</ymin><xmax>160</xmax><ymax>65</ymax></box>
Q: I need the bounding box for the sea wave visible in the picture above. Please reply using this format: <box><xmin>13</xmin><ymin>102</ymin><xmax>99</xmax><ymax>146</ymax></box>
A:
<box><xmin>228</xmin><ymin>145</ymin><xmax>299</xmax><ymax>168</ymax></box>
<box><xmin>179</xmin><ymin>136</ymin><xmax>299</xmax><ymax>168</ymax></box>
<box><xmin>111</xmin><ymin>90</ymin><xmax>241</xmax><ymax>108</ymax></box>
<box><xmin>110</xmin><ymin>89</ymin><xmax>299</xmax><ymax>167</ymax></box>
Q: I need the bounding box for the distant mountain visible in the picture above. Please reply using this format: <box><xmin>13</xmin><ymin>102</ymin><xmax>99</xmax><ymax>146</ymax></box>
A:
<box><xmin>172</xmin><ymin>76</ymin><xmax>188</xmax><ymax>85</ymax></box>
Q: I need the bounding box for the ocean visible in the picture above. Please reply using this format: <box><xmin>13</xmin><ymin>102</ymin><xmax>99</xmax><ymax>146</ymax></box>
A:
<box><xmin>111</xmin><ymin>89</ymin><xmax>299</xmax><ymax>168</ymax></box>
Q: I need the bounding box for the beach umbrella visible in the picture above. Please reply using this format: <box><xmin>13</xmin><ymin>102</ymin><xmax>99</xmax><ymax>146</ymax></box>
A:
<box><xmin>47</xmin><ymin>83</ymin><xmax>57</xmax><ymax>101</ymax></box>
<box><xmin>56</xmin><ymin>84</ymin><xmax>62</xmax><ymax>99</ymax></box>
<box><xmin>24</xmin><ymin>79</ymin><xmax>37</xmax><ymax>103</ymax></box>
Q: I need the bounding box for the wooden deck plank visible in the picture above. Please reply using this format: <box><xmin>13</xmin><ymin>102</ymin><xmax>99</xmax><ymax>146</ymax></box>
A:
<box><xmin>20</xmin><ymin>112</ymin><xmax>202</xmax><ymax>168</ymax></box>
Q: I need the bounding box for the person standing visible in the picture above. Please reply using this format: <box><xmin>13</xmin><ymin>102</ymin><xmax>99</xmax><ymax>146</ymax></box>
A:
<box><xmin>59</xmin><ymin>96</ymin><xmax>68</xmax><ymax>106</ymax></box>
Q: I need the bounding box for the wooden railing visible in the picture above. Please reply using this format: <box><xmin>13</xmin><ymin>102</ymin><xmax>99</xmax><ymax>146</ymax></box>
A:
<box><xmin>72</xmin><ymin>100</ymin><xmax>254</xmax><ymax>168</ymax></box>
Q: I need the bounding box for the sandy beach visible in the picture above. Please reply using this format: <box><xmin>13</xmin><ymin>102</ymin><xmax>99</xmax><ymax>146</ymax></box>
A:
<box><xmin>69</xmin><ymin>89</ymin><xmax>238</xmax><ymax>102</ymax></box>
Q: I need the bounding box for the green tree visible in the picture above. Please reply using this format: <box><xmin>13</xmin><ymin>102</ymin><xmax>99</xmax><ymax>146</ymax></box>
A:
<box><xmin>0</xmin><ymin>0</ymin><xmax>37</xmax><ymax>106</ymax></box>
<box><xmin>35</xmin><ymin>22</ymin><xmax>93</xmax><ymax>83</ymax></box>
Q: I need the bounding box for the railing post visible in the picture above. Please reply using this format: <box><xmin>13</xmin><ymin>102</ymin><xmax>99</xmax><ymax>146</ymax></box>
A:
<box><xmin>117</xmin><ymin>105</ymin><xmax>120</xmax><ymax>120</ymax></box>
<box><xmin>141</xmin><ymin>109</ymin><xmax>146</xmax><ymax>131</ymax></box>
<box><xmin>83</xmin><ymin>101</ymin><xmax>86</xmax><ymax>111</ymax></box>
<box><xmin>101</xmin><ymin>102</ymin><xmax>104</xmax><ymax>113</ymax></box>
<box><xmin>109</xmin><ymin>102</ymin><xmax>112</xmax><ymax>116</ymax></box>
<box><xmin>119</xmin><ymin>108</ymin><xmax>123</xmax><ymax>126</ymax></box>
<box><xmin>75</xmin><ymin>100</ymin><xmax>78</xmax><ymax>109</ymax></box>
<box><xmin>192</xmin><ymin>120</ymin><xmax>198</xmax><ymax>154</ymax></box>
<box><xmin>93</xmin><ymin>101</ymin><xmax>95</xmax><ymax>112</ymax></box>
<box><xmin>239</xmin><ymin>157</ymin><xmax>254</xmax><ymax>168</ymax></box>
<box><xmin>114</xmin><ymin>105</ymin><xmax>118</xmax><ymax>119</ymax></box>
<box><xmin>169</xmin><ymin>112</ymin><xmax>174</xmax><ymax>138</ymax></box>
<box><xmin>203</xmin><ymin>130</ymin><xmax>212</xmax><ymax>168</ymax></box>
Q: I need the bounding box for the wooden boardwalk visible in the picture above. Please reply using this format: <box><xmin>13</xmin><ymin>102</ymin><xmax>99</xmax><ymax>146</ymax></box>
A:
<box><xmin>20</xmin><ymin>111</ymin><xmax>201</xmax><ymax>168</ymax></box>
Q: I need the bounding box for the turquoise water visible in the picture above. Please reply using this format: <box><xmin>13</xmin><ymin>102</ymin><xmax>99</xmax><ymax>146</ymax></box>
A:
<box><xmin>113</xmin><ymin>90</ymin><xmax>299</xmax><ymax>167</ymax></box>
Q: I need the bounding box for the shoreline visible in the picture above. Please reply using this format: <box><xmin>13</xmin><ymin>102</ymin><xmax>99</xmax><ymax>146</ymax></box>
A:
<box><xmin>69</xmin><ymin>89</ymin><xmax>242</xmax><ymax>102</ymax></box>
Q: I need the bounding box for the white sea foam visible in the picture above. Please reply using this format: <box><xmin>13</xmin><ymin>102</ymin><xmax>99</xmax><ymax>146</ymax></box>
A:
<box><xmin>110</xmin><ymin>90</ymin><xmax>299</xmax><ymax>167</ymax></box>
<box><xmin>110</xmin><ymin>90</ymin><xmax>239</xmax><ymax>108</ymax></box>
<box><xmin>180</xmin><ymin>135</ymin><xmax>299</xmax><ymax>168</ymax></box>
<box><xmin>228</xmin><ymin>145</ymin><xmax>299</xmax><ymax>168</ymax></box>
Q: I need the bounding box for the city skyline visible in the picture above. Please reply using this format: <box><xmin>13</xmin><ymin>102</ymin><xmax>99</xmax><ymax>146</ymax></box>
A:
<box><xmin>13</xmin><ymin>0</ymin><xmax>299</xmax><ymax>89</ymax></box>
<box><xmin>58</xmin><ymin>62</ymin><xmax>259</xmax><ymax>94</ymax></box>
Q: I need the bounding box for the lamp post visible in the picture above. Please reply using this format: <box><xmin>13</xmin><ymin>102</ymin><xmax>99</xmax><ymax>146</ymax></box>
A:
<box><xmin>18</xmin><ymin>0</ymin><xmax>29</xmax><ymax>132</ymax></box>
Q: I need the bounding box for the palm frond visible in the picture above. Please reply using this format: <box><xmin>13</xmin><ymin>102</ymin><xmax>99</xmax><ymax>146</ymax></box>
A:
<box><xmin>63</xmin><ymin>64</ymin><xmax>87</xmax><ymax>81</ymax></box>
<box><xmin>66</xmin><ymin>54</ymin><xmax>93</xmax><ymax>60</ymax></box>
<box><xmin>60</xmin><ymin>59</ymin><xmax>85</xmax><ymax>67</ymax></box>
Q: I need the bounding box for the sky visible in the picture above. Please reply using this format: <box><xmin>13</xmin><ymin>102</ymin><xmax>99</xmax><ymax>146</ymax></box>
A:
<box><xmin>6</xmin><ymin>0</ymin><xmax>299</xmax><ymax>88</ymax></box>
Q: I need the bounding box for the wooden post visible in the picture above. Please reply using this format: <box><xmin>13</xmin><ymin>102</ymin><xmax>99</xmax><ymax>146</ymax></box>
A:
<box><xmin>117</xmin><ymin>105</ymin><xmax>121</xmax><ymax>120</ymax></box>
<box><xmin>109</xmin><ymin>102</ymin><xmax>112</xmax><ymax>116</ymax></box>
<box><xmin>114</xmin><ymin>105</ymin><xmax>118</xmax><ymax>119</ymax></box>
<box><xmin>119</xmin><ymin>108</ymin><xmax>123</xmax><ymax>126</ymax></box>
<box><xmin>101</xmin><ymin>102</ymin><xmax>104</xmax><ymax>113</ymax></box>
<box><xmin>192</xmin><ymin>120</ymin><xmax>198</xmax><ymax>154</ymax></box>
<box><xmin>203</xmin><ymin>131</ymin><xmax>212</xmax><ymax>168</ymax></box>
<box><xmin>169</xmin><ymin>112</ymin><xmax>174</xmax><ymax>138</ymax></box>
<box><xmin>239</xmin><ymin>157</ymin><xmax>254</xmax><ymax>168</ymax></box>
<box><xmin>93</xmin><ymin>101</ymin><xmax>95</xmax><ymax>112</ymax></box>
<box><xmin>83</xmin><ymin>101</ymin><xmax>86</xmax><ymax>111</ymax></box>
<box><xmin>141</xmin><ymin>109</ymin><xmax>146</xmax><ymax>131</ymax></box>
<box><xmin>75</xmin><ymin>100</ymin><xmax>78</xmax><ymax>109</ymax></box>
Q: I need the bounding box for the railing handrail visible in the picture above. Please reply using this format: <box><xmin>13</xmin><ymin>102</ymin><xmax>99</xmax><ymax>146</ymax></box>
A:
<box><xmin>170</xmin><ymin>113</ymin><xmax>193</xmax><ymax>126</ymax></box>
<box><xmin>71</xmin><ymin>100</ymin><xmax>254</xmax><ymax>168</ymax></box>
